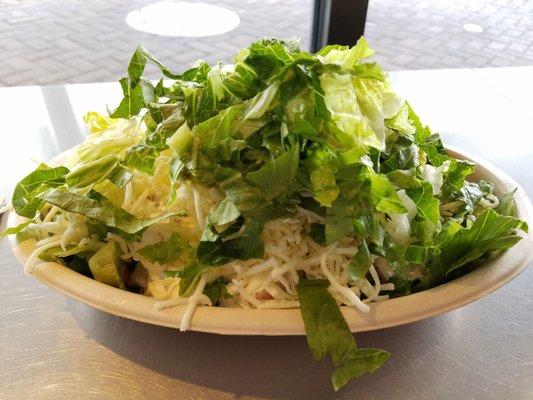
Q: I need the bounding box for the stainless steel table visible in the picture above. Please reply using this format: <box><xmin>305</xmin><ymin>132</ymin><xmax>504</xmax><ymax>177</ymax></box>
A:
<box><xmin>1</xmin><ymin>67</ymin><xmax>532</xmax><ymax>400</ymax></box>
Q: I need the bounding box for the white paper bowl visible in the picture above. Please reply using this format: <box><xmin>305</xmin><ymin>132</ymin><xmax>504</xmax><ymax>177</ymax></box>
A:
<box><xmin>7</xmin><ymin>146</ymin><xmax>533</xmax><ymax>335</ymax></box>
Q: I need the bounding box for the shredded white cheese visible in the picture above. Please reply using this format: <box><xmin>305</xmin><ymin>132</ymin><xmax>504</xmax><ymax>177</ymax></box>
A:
<box><xmin>28</xmin><ymin>166</ymin><xmax>395</xmax><ymax>332</ymax></box>
<box><xmin>25</xmin><ymin>239</ymin><xmax>63</xmax><ymax>273</ymax></box>
<box><xmin>180</xmin><ymin>274</ymin><xmax>209</xmax><ymax>331</ymax></box>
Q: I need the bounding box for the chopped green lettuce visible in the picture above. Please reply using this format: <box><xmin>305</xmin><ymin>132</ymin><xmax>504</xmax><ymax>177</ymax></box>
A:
<box><xmin>138</xmin><ymin>233</ymin><xmax>192</xmax><ymax>264</ymax></box>
<box><xmin>12</xmin><ymin>164</ymin><xmax>70</xmax><ymax>218</ymax></box>
<box><xmin>1</xmin><ymin>220</ymin><xmax>33</xmax><ymax>237</ymax></box>
<box><xmin>296</xmin><ymin>278</ymin><xmax>390</xmax><ymax>391</ymax></box>
<box><xmin>438</xmin><ymin>209</ymin><xmax>527</xmax><ymax>277</ymax></box>
<box><xmin>38</xmin><ymin>188</ymin><xmax>183</xmax><ymax>235</ymax></box>
<box><xmin>347</xmin><ymin>240</ymin><xmax>372</xmax><ymax>281</ymax></box>
<box><xmin>245</xmin><ymin>145</ymin><xmax>299</xmax><ymax>200</ymax></box>
<box><xmin>88</xmin><ymin>241</ymin><xmax>126</xmax><ymax>289</ymax></box>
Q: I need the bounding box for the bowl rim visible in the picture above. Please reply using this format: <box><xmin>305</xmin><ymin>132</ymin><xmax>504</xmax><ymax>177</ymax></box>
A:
<box><xmin>7</xmin><ymin>145</ymin><xmax>533</xmax><ymax>335</ymax></box>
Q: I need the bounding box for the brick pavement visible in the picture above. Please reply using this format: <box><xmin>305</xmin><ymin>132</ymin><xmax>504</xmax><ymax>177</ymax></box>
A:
<box><xmin>0</xmin><ymin>0</ymin><xmax>532</xmax><ymax>86</ymax></box>
<box><xmin>366</xmin><ymin>0</ymin><xmax>533</xmax><ymax>70</ymax></box>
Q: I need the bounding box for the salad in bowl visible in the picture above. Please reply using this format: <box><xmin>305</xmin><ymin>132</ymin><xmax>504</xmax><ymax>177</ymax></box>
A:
<box><xmin>4</xmin><ymin>37</ymin><xmax>528</xmax><ymax>390</ymax></box>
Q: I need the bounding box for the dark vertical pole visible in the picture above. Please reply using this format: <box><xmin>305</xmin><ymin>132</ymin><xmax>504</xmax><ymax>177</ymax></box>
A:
<box><xmin>311</xmin><ymin>0</ymin><xmax>329</xmax><ymax>52</ymax></box>
<box><xmin>311</xmin><ymin>0</ymin><xmax>369</xmax><ymax>52</ymax></box>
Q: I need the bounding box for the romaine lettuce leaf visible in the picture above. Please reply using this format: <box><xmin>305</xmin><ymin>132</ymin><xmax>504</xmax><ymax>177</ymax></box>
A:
<box><xmin>38</xmin><ymin>188</ymin><xmax>183</xmax><ymax>235</ymax></box>
<box><xmin>202</xmin><ymin>280</ymin><xmax>230</xmax><ymax>305</ymax></box>
<box><xmin>126</xmin><ymin>45</ymin><xmax>181</xmax><ymax>85</ymax></box>
<box><xmin>390</xmin><ymin>244</ymin><xmax>440</xmax><ymax>264</ymax></box>
<box><xmin>245</xmin><ymin>145</ymin><xmax>299</xmax><ymax>200</ymax></box>
<box><xmin>439</xmin><ymin>208</ymin><xmax>527</xmax><ymax>276</ymax></box>
<box><xmin>245</xmin><ymin>38</ymin><xmax>315</xmax><ymax>81</ymax></box>
<box><xmin>325</xmin><ymin>199</ymin><xmax>355</xmax><ymax>244</ymax></box>
<box><xmin>496</xmin><ymin>189</ymin><xmax>517</xmax><ymax>217</ymax></box>
<box><xmin>170</xmin><ymin>259</ymin><xmax>210</xmax><ymax>297</ymax></box>
<box><xmin>12</xmin><ymin>164</ymin><xmax>70</xmax><ymax>218</ymax></box>
<box><xmin>296</xmin><ymin>278</ymin><xmax>390</xmax><ymax>391</ymax></box>
<box><xmin>83</xmin><ymin>111</ymin><xmax>115</xmax><ymax>133</ymax></box>
<box><xmin>296</xmin><ymin>279</ymin><xmax>357</xmax><ymax>363</ymax></box>
<box><xmin>308</xmin><ymin>223</ymin><xmax>326</xmax><ymax>245</ymax></box>
<box><xmin>110</xmin><ymin>45</ymin><xmax>182</xmax><ymax>119</ymax></box>
<box><xmin>381</xmin><ymin>144</ymin><xmax>419</xmax><ymax>172</ymax></box>
<box><xmin>385</xmin><ymin>103</ymin><xmax>416</xmax><ymax>138</ymax></box>
<box><xmin>182</xmin><ymin>83</ymin><xmax>217</xmax><ymax>126</ymax></box>
<box><xmin>1</xmin><ymin>220</ymin><xmax>32</xmax><ymax>237</ymax></box>
<box><xmin>146</xmin><ymin>104</ymin><xmax>186</xmax><ymax>148</ymax></box>
<box><xmin>310</xmin><ymin>163</ymin><xmax>339</xmax><ymax>207</ymax></box>
<box><xmin>306</xmin><ymin>146</ymin><xmax>339</xmax><ymax>206</ymax></box>
<box><xmin>123</xmin><ymin>144</ymin><xmax>159</xmax><ymax>175</ymax></box>
<box><xmin>222</xmin><ymin>61</ymin><xmax>260</xmax><ymax>99</ymax></box>
<box><xmin>167</xmin><ymin>123</ymin><xmax>193</xmax><ymax>157</ymax></box>
<box><xmin>441</xmin><ymin>159</ymin><xmax>475</xmax><ymax>195</ymax></box>
<box><xmin>93</xmin><ymin>179</ymin><xmax>125</xmax><ymax>208</ymax></box>
<box><xmin>320</xmin><ymin>72</ymin><xmax>382</xmax><ymax>150</ymax></box>
<box><xmin>318</xmin><ymin>37</ymin><xmax>373</xmax><ymax>69</ymax></box>
<box><xmin>331</xmin><ymin>348</ymin><xmax>391</xmax><ymax>391</ymax></box>
<box><xmin>38</xmin><ymin>243</ymin><xmax>95</xmax><ymax>262</ymax></box>
<box><xmin>197</xmin><ymin>219</ymin><xmax>264</xmax><ymax>265</ymax></box>
<box><xmin>406</xmin><ymin>102</ymin><xmax>432</xmax><ymax>144</ymax></box>
<box><xmin>138</xmin><ymin>233</ymin><xmax>192</xmax><ymax>264</ymax></box>
<box><xmin>405</xmin><ymin>182</ymin><xmax>440</xmax><ymax>225</ymax></box>
<box><xmin>225</xmin><ymin>181</ymin><xmax>273</xmax><ymax>220</ymax></box>
<box><xmin>369</xmin><ymin>174</ymin><xmax>408</xmax><ymax>214</ymax></box>
<box><xmin>194</xmin><ymin>104</ymin><xmax>244</xmax><ymax>155</ymax></box>
<box><xmin>207</xmin><ymin>199</ymin><xmax>241</xmax><ymax>228</ymax></box>
<box><xmin>353</xmin><ymin>214</ymin><xmax>385</xmax><ymax>246</ymax></box>
<box><xmin>347</xmin><ymin>240</ymin><xmax>371</xmax><ymax>281</ymax></box>
<box><xmin>110</xmin><ymin>77</ymin><xmax>145</xmax><ymax>118</ymax></box>
<box><xmin>66</xmin><ymin>155</ymin><xmax>118</xmax><ymax>188</ymax></box>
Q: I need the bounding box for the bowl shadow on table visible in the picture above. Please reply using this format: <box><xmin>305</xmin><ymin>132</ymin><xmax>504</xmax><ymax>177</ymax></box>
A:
<box><xmin>67</xmin><ymin>301</ymin><xmax>450</xmax><ymax>400</ymax></box>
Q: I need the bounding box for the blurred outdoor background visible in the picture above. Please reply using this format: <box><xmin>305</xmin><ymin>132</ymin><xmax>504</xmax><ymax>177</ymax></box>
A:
<box><xmin>1</xmin><ymin>0</ymin><xmax>532</xmax><ymax>86</ymax></box>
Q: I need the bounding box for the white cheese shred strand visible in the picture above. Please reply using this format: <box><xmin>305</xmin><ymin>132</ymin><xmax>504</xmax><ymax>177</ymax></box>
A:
<box><xmin>180</xmin><ymin>274</ymin><xmax>209</xmax><ymax>331</ymax></box>
<box><xmin>191</xmin><ymin>184</ymin><xmax>205</xmax><ymax>231</ymax></box>
<box><xmin>25</xmin><ymin>239</ymin><xmax>63</xmax><ymax>274</ymax></box>
<box><xmin>320</xmin><ymin>252</ymin><xmax>370</xmax><ymax>313</ymax></box>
